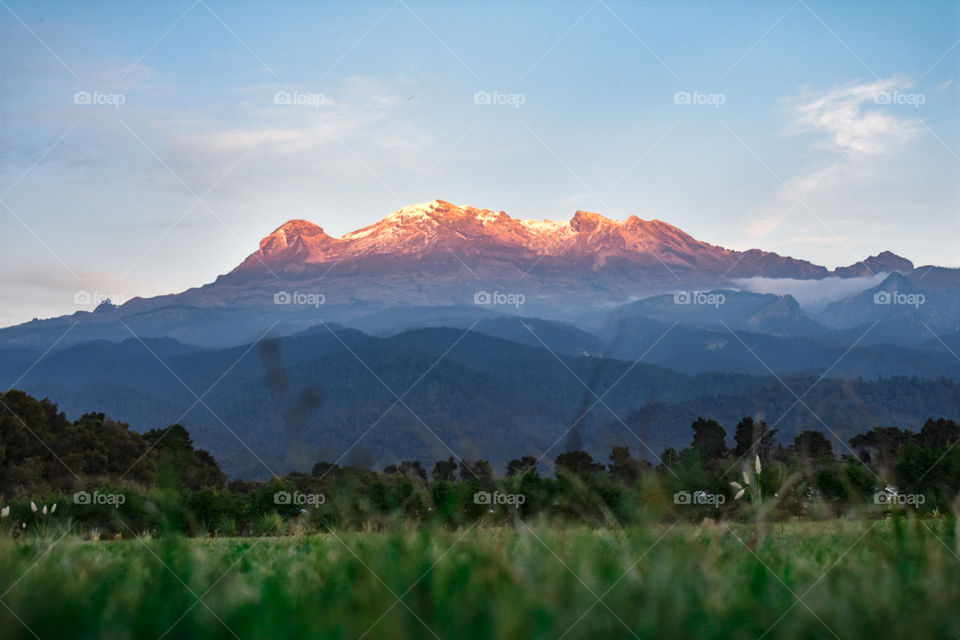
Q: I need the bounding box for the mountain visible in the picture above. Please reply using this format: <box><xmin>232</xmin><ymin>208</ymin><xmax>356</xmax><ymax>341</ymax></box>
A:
<box><xmin>4</xmin><ymin>199</ymin><xmax>959</xmax><ymax>478</ymax></box>
<box><xmin>1</xmin><ymin>200</ymin><xmax>958</xmax><ymax>352</ymax></box>
<box><xmin>233</xmin><ymin>200</ymin><xmax>832</xmax><ymax>278</ymax></box>
<box><xmin>816</xmin><ymin>273</ymin><xmax>960</xmax><ymax>346</ymax></box>
<box><xmin>834</xmin><ymin>251</ymin><xmax>915</xmax><ymax>277</ymax></box>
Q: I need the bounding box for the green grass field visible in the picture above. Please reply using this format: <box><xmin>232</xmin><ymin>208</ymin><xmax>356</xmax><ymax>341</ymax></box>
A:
<box><xmin>0</xmin><ymin>518</ymin><xmax>957</xmax><ymax>639</ymax></box>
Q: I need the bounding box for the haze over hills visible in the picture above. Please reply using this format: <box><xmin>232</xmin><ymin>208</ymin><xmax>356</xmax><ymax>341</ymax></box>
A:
<box><xmin>3</xmin><ymin>326</ymin><xmax>958</xmax><ymax>478</ymax></box>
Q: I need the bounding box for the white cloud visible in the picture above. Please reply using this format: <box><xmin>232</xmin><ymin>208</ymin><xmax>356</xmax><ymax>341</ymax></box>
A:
<box><xmin>744</xmin><ymin>78</ymin><xmax>927</xmax><ymax>247</ymax></box>
<box><xmin>791</xmin><ymin>77</ymin><xmax>922</xmax><ymax>155</ymax></box>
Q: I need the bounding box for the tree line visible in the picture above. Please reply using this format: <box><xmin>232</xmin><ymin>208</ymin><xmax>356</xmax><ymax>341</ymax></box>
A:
<box><xmin>1</xmin><ymin>390</ymin><xmax>958</xmax><ymax>535</ymax></box>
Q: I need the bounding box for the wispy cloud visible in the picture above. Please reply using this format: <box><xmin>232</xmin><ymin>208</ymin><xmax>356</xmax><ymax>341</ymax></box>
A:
<box><xmin>745</xmin><ymin>77</ymin><xmax>926</xmax><ymax>246</ymax></box>
<box><xmin>790</xmin><ymin>77</ymin><xmax>922</xmax><ymax>155</ymax></box>
<box><xmin>164</xmin><ymin>76</ymin><xmax>435</xmax><ymax>194</ymax></box>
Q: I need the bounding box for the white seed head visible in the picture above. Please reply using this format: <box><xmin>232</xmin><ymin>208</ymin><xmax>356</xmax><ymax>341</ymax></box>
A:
<box><xmin>730</xmin><ymin>482</ymin><xmax>742</xmax><ymax>490</ymax></box>
<box><xmin>42</xmin><ymin>505</ymin><xmax>47</xmax><ymax>515</ymax></box>
<box><xmin>734</xmin><ymin>489</ymin><xmax>745</xmax><ymax>500</ymax></box>
<box><xmin>742</xmin><ymin>470</ymin><xmax>750</xmax><ymax>485</ymax></box>
<box><xmin>30</xmin><ymin>501</ymin><xmax>37</xmax><ymax>512</ymax></box>
<box><xmin>51</xmin><ymin>504</ymin><xmax>57</xmax><ymax>513</ymax></box>
<box><xmin>755</xmin><ymin>455</ymin><xmax>762</xmax><ymax>474</ymax></box>
<box><xmin>0</xmin><ymin>506</ymin><xmax>9</xmax><ymax>518</ymax></box>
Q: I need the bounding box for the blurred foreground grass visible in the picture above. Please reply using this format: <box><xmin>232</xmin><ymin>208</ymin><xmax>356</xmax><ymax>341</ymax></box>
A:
<box><xmin>0</xmin><ymin>518</ymin><xmax>957</xmax><ymax>639</ymax></box>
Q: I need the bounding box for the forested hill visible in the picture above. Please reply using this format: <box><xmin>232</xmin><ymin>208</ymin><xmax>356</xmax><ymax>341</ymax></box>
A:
<box><xmin>2</xmin><ymin>326</ymin><xmax>958</xmax><ymax>479</ymax></box>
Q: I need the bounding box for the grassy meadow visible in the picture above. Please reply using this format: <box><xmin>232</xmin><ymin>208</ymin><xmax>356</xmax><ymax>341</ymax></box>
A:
<box><xmin>0</xmin><ymin>517</ymin><xmax>957</xmax><ymax>640</ymax></box>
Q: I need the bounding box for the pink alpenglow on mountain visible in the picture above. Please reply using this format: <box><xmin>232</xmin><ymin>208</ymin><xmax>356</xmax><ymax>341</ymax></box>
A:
<box><xmin>234</xmin><ymin>200</ymin><xmax>836</xmax><ymax>279</ymax></box>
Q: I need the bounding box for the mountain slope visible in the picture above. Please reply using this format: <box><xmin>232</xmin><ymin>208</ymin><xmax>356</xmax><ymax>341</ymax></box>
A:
<box><xmin>1</xmin><ymin>200</ymin><xmax>957</xmax><ymax>352</ymax></box>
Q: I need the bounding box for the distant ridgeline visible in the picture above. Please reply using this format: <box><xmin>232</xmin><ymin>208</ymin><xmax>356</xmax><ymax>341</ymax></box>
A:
<box><xmin>2</xmin><ymin>326</ymin><xmax>959</xmax><ymax>480</ymax></box>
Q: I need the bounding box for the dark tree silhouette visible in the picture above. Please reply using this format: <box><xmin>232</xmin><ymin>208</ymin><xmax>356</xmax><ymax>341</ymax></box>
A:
<box><xmin>555</xmin><ymin>451</ymin><xmax>604</xmax><ymax>476</ymax></box>
<box><xmin>608</xmin><ymin>446</ymin><xmax>643</xmax><ymax>481</ymax></box>
<box><xmin>691</xmin><ymin>417</ymin><xmax>728</xmax><ymax>460</ymax></box>
<box><xmin>918</xmin><ymin>418</ymin><xmax>960</xmax><ymax>448</ymax></box>
<box><xmin>432</xmin><ymin>457</ymin><xmax>458</xmax><ymax>482</ymax></box>
<box><xmin>850</xmin><ymin>427</ymin><xmax>912</xmax><ymax>468</ymax></box>
<box><xmin>733</xmin><ymin>417</ymin><xmax>777</xmax><ymax>459</ymax></box>
<box><xmin>506</xmin><ymin>456</ymin><xmax>539</xmax><ymax>477</ymax></box>
<box><xmin>794</xmin><ymin>430</ymin><xmax>834</xmax><ymax>461</ymax></box>
<box><xmin>459</xmin><ymin>459</ymin><xmax>493</xmax><ymax>481</ymax></box>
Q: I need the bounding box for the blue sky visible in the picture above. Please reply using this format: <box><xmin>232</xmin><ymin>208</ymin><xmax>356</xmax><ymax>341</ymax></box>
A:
<box><xmin>1</xmin><ymin>0</ymin><xmax>958</xmax><ymax>326</ymax></box>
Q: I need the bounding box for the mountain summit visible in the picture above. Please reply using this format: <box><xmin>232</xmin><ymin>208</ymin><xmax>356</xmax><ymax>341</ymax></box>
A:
<box><xmin>0</xmin><ymin>199</ymin><xmax>941</xmax><ymax>352</ymax></box>
<box><xmin>834</xmin><ymin>251</ymin><xmax>915</xmax><ymax>277</ymax></box>
<box><xmin>233</xmin><ymin>200</ymin><xmax>840</xmax><ymax>278</ymax></box>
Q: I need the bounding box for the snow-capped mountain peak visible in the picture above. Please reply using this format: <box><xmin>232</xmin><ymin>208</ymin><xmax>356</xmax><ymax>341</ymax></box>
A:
<box><xmin>232</xmin><ymin>200</ymin><xmax>907</xmax><ymax>283</ymax></box>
